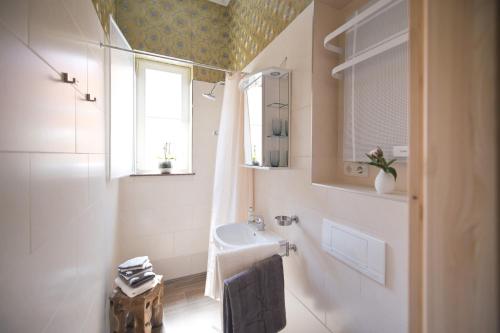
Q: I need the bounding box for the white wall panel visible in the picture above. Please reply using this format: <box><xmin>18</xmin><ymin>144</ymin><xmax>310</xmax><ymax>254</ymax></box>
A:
<box><xmin>0</xmin><ymin>3</ymin><xmax>119</xmax><ymax>331</ymax></box>
<box><xmin>29</xmin><ymin>0</ymin><xmax>87</xmax><ymax>91</ymax></box>
<box><xmin>0</xmin><ymin>26</ymin><xmax>76</xmax><ymax>153</ymax></box>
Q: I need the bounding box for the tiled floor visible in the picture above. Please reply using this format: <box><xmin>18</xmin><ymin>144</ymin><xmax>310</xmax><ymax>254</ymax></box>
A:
<box><xmin>150</xmin><ymin>272</ymin><xmax>333</xmax><ymax>333</ymax></box>
<box><xmin>155</xmin><ymin>273</ymin><xmax>221</xmax><ymax>333</ymax></box>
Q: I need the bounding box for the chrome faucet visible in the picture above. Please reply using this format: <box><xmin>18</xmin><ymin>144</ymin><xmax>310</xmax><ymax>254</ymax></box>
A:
<box><xmin>249</xmin><ymin>215</ymin><xmax>266</xmax><ymax>231</ymax></box>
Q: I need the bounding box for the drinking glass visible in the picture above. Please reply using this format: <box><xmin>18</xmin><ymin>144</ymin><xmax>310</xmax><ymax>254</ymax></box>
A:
<box><xmin>270</xmin><ymin>150</ymin><xmax>280</xmax><ymax>167</ymax></box>
<box><xmin>272</xmin><ymin>119</ymin><xmax>282</xmax><ymax>136</ymax></box>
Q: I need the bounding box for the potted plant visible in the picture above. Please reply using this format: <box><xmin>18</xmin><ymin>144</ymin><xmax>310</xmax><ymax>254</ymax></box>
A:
<box><xmin>365</xmin><ymin>147</ymin><xmax>397</xmax><ymax>194</ymax></box>
<box><xmin>159</xmin><ymin>141</ymin><xmax>175</xmax><ymax>174</ymax></box>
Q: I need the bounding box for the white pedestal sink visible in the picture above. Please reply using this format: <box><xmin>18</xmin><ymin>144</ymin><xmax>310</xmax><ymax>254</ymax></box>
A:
<box><xmin>214</xmin><ymin>223</ymin><xmax>284</xmax><ymax>251</ymax></box>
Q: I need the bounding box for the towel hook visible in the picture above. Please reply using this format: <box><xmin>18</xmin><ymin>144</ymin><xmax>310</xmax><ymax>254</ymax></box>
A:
<box><xmin>85</xmin><ymin>93</ymin><xmax>97</xmax><ymax>102</ymax></box>
<box><xmin>61</xmin><ymin>72</ymin><xmax>76</xmax><ymax>84</ymax></box>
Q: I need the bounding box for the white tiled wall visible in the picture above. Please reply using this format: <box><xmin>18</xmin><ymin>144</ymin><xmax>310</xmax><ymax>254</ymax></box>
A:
<box><xmin>117</xmin><ymin>81</ymin><xmax>223</xmax><ymax>280</ymax></box>
<box><xmin>0</xmin><ymin>1</ymin><xmax>119</xmax><ymax>332</ymax></box>
<box><xmin>244</xmin><ymin>3</ymin><xmax>409</xmax><ymax>333</ymax></box>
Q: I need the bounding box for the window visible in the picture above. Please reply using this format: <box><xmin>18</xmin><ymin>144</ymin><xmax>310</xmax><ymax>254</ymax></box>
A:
<box><xmin>136</xmin><ymin>59</ymin><xmax>192</xmax><ymax>173</ymax></box>
<box><xmin>342</xmin><ymin>0</ymin><xmax>408</xmax><ymax>162</ymax></box>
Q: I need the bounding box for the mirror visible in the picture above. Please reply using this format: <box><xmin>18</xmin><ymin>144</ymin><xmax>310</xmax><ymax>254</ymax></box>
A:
<box><xmin>241</xmin><ymin>68</ymin><xmax>290</xmax><ymax>168</ymax></box>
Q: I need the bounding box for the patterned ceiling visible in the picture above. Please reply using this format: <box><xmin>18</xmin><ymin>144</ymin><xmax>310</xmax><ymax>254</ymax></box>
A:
<box><xmin>93</xmin><ymin>0</ymin><xmax>314</xmax><ymax>82</ymax></box>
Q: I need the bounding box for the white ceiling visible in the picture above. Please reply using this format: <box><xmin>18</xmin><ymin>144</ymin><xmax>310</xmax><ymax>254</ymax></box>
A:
<box><xmin>207</xmin><ymin>0</ymin><xmax>231</xmax><ymax>6</ymax></box>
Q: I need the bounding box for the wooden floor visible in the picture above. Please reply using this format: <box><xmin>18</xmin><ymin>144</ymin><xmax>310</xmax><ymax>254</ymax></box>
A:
<box><xmin>154</xmin><ymin>273</ymin><xmax>220</xmax><ymax>333</ymax></box>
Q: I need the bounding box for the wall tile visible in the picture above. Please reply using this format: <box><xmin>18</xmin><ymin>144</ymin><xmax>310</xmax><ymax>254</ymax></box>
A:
<box><xmin>89</xmin><ymin>154</ymin><xmax>106</xmax><ymax>205</ymax></box>
<box><xmin>120</xmin><ymin>233</ymin><xmax>175</xmax><ymax>262</ymax></box>
<box><xmin>76</xmin><ymin>94</ymin><xmax>105</xmax><ymax>153</ymax></box>
<box><xmin>29</xmin><ymin>0</ymin><xmax>88</xmax><ymax>92</ymax></box>
<box><xmin>0</xmin><ymin>26</ymin><xmax>76</xmax><ymax>153</ymax></box>
<box><xmin>324</xmin><ymin>256</ymin><xmax>364</xmax><ymax>332</ymax></box>
<box><xmin>154</xmin><ymin>255</ymin><xmax>196</xmax><ymax>280</ymax></box>
<box><xmin>30</xmin><ymin>153</ymin><xmax>89</xmax><ymax>251</ymax></box>
<box><xmin>282</xmin><ymin>290</ymin><xmax>331</xmax><ymax>333</ymax></box>
<box><xmin>0</xmin><ymin>221</ymin><xmax>78</xmax><ymax>332</ymax></box>
<box><xmin>154</xmin><ymin>251</ymin><xmax>208</xmax><ymax>280</ymax></box>
<box><xmin>174</xmin><ymin>227</ymin><xmax>210</xmax><ymax>256</ymax></box>
<box><xmin>0</xmin><ymin>0</ymin><xmax>28</xmax><ymax>44</ymax></box>
<box><xmin>0</xmin><ymin>153</ymin><xmax>30</xmax><ymax>279</ymax></box>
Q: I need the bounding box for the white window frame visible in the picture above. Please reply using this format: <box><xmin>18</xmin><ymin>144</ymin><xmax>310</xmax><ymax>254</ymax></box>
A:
<box><xmin>135</xmin><ymin>58</ymin><xmax>192</xmax><ymax>173</ymax></box>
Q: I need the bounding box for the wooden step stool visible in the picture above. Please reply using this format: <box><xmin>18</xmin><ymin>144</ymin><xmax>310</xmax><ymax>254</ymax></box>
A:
<box><xmin>109</xmin><ymin>283</ymin><xmax>165</xmax><ymax>333</ymax></box>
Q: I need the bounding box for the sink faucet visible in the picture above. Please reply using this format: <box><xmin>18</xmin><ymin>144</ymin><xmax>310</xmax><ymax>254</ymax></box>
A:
<box><xmin>249</xmin><ymin>215</ymin><xmax>265</xmax><ymax>231</ymax></box>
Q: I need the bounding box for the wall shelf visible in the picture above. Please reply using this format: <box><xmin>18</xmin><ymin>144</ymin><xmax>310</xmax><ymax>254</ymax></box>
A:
<box><xmin>266</xmin><ymin>102</ymin><xmax>289</xmax><ymax>109</ymax></box>
<box><xmin>312</xmin><ymin>182</ymin><xmax>407</xmax><ymax>202</ymax></box>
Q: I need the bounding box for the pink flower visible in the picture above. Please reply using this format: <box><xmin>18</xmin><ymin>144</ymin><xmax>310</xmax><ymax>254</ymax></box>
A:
<box><xmin>369</xmin><ymin>147</ymin><xmax>383</xmax><ymax>158</ymax></box>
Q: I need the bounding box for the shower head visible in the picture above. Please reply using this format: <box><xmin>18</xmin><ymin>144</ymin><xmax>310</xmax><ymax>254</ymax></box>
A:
<box><xmin>202</xmin><ymin>92</ymin><xmax>216</xmax><ymax>101</ymax></box>
<box><xmin>202</xmin><ymin>81</ymin><xmax>225</xmax><ymax>100</ymax></box>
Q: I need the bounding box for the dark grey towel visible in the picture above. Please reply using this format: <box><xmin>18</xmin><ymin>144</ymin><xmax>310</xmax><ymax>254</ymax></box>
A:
<box><xmin>120</xmin><ymin>271</ymin><xmax>156</xmax><ymax>288</ymax></box>
<box><xmin>223</xmin><ymin>255</ymin><xmax>286</xmax><ymax>333</ymax></box>
<box><xmin>120</xmin><ymin>266</ymin><xmax>153</xmax><ymax>280</ymax></box>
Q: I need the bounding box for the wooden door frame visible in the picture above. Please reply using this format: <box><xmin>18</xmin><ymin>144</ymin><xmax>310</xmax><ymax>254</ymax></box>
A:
<box><xmin>409</xmin><ymin>0</ymin><xmax>499</xmax><ymax>332</ymax></box>
<box><xmin>408</xmin><ymin>0</ymin><xmax>424</xmax><ymax>332</ymax></box>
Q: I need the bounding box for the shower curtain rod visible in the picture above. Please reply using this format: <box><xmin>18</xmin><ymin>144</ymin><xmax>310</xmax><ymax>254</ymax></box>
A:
<box><xmin>100</xmin><ymin>42</ymin><xmax>234</xmax><ymax>74</ymax></box>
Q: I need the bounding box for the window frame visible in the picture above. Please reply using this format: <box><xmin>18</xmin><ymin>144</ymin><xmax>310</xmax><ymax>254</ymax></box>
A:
<box><xmin>135</xmin><ymin>57</ymin><xmax>193</xmax><ymax>174</ymax></box>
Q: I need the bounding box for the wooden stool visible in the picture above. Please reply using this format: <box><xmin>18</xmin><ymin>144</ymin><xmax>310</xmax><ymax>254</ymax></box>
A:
<box><xmin>109</xmin><ymin>283</ymin><xmax>165</xmax><ymax>333</ymax></box>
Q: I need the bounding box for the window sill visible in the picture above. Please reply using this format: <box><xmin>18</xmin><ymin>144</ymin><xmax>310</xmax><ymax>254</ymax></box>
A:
<box><xmin>130</xmin><ymin>171</ymin><xmax>195</xmax><ymax>177</ymax></box>
<box><xmin>312</xmin><ymin>181</ymin><xmax>408</xmax><ymax>202</ymax></box>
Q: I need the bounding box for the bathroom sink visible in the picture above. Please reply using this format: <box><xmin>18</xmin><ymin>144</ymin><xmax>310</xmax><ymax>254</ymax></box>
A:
<box><xmin>214</xmin><ymin>223</ymin><xmax>283</xmax><ymax>250</ymax></box>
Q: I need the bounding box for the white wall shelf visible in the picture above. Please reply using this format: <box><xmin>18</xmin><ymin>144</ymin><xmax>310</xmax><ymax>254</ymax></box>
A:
<box><xmin>312</xmin><ymin>182</ymin><xmax>408</xmax><ymax>202</ymax></box>
<box><xmin>266</xmin><ymin>102</ymin><xmax>289</xmax><ymax>109</ymax></box>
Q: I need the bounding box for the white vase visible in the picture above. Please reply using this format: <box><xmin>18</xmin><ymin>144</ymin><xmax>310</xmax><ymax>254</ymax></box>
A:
<box><xmin>374</xmin><ymin>169</ymin><xmax>395</xmax><ymax>194</ymax></box>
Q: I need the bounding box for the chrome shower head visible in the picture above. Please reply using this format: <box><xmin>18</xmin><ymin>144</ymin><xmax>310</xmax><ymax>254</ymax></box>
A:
<box><xmin>202</xmin><ymin>81</ymin><xmax>225</xmax><ymax>100</ymax></box>
<box><xmin>202</xmin><ymin>92</ymin><xmax>216</xmax><ymax>100</ymax></box>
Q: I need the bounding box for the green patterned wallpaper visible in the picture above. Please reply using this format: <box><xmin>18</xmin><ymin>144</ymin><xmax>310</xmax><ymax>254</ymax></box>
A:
<box><xmin>93</xmin><ymin>0</ymin><xmax>312</xmax><ymax>82</ymax></box>
<box><xmin>115</xmin><ymin>0</ymin><xmax>230</xmax><ymax>82</ymax></box>
<box><xmin>227</xmin><ymin>0</ymin><xmax>312</xmax><ymax>71</ymax></box>
<box><xmin>91</xmin><ymin>0</ymin><xmax>116</xmax><ymax>36</ymax></box>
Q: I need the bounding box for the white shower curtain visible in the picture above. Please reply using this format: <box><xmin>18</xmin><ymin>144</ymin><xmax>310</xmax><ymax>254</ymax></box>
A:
<box><xmin>205</xmin><ymin>72</ymin><xmax>253</xmax><ymax>300</ymax></box>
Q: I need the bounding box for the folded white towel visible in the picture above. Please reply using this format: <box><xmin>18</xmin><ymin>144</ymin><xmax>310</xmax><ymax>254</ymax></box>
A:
<box><xmin>213</xmin><ymin>242</ymin><xmax>281</xmax><ymax>301</ymax></box>
<box><xmin>115</xmin><ymin>274</ymin><xmax>163</xmax><ymax>298</ymax></box>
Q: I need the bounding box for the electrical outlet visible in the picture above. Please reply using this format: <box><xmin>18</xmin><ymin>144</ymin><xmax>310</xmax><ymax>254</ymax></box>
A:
<box><xmin>343</xmin><ymin>162</ymin><xmax>368</xmax><ymax>177</ymax></box>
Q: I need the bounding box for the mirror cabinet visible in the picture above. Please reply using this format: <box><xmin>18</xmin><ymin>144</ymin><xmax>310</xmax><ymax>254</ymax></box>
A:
<box><xmin>240</xmin><ymin>68</ymin><xmax>291</xmax><ymax>169</ymax></box>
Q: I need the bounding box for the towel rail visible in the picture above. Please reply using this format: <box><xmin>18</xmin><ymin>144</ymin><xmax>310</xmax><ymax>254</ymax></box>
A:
<box><xmin>281</xmin><ymin>241</ymin><xmax>297</xmax><ymax>257</ymax></box>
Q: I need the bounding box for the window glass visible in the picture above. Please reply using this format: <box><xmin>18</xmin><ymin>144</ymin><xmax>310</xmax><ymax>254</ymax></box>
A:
<box><xmin>136</xmin><ymin>59</ymin><xmax>192</xmax><ymax>172</ymax></box>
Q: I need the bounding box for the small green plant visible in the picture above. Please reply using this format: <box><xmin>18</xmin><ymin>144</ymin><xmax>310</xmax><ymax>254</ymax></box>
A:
<box><xmin>162</xmin><ymin>142</ymin><xmax>176</xmax><ymax>161</ymax></box>
<box><xmin>159</xmin><ymin>142</ymin><xmax>175</xmax><ymax>171</ymax></box>
<box><xmin>365</xmin><ymin>147</ymin><xmax>397</xmax><ymax>180</ymax></box>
